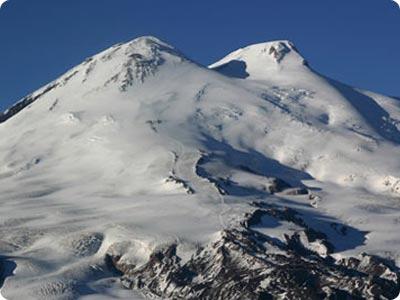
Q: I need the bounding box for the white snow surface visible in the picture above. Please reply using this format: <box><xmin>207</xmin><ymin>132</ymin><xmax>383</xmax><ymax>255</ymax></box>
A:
<box><xmin>0</xmin><ymin>36</ymin><xmax>400</xmax><ymax>299</ymax></box>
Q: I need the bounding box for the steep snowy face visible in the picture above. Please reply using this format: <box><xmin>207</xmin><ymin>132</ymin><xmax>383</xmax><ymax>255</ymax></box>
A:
<box><xmin>210</xmin><ymin>40</ymin><xmax>400</xmax><ymax>191</ymax></box>
<box><xmin>209</xmin><ymin>40</ymin><xmax>308</xmax><ymax>80</ymax></box>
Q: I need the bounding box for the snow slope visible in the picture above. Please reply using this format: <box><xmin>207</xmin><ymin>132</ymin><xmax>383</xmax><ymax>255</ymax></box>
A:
<box><xmin>0</xmin><ymin>36</ymin><xmax>400</xmax><ymax>299</ymax></box>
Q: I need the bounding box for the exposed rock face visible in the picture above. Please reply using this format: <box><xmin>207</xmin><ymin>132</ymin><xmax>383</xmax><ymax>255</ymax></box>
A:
<box><xmin>266</xmin><ymin>178</ymin><xmax>292</xmax><ymax>194</ymax></box>
<box><xmin>268</xmin><ymin>42</ymin><xmax>292</xmax><ymax>63</ymax></box>
<box><xmin>106</xmin><ymin>205</ymin><xmax>400</xmax><ymax>300</ymax></box>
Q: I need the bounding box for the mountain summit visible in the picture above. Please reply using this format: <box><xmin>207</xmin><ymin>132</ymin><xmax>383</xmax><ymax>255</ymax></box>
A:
<box><xmin>209</xmin><ymin>40</ymin><xmax>308</xmax><ymax>79</ymax></box>
<box><xmin>0</xmin><ymin>36</ymin><xmax>400</xmax><ymax>299</ymax></box>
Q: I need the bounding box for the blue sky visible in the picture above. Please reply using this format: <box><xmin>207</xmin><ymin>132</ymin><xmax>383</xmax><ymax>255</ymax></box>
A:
<box><xmin>0</xmin><ymin>0</ymin><xmax>399</xmax><ymax>110</ymax></box>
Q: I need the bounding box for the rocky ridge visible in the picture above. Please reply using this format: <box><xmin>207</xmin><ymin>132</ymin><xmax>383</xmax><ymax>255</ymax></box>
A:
<box><xmin>106</xmin><ymin>205</ymin><xmax>400</xmax><ymax>300</ymax></box>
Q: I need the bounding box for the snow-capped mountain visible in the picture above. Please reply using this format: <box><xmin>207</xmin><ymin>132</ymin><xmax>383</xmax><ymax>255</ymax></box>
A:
<box><xmin>0</xmin><ymin>36</ymin><xmax>399</xmax><ymax>299</ymax></box>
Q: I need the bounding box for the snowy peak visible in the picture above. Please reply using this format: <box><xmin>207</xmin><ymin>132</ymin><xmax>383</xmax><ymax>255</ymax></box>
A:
<box><xmin>76</xmin><ymin>35</ymin><xmax>188</xmax><ymax>91</ymax></box>
<box><xmin>96</xmin><ymin>35</ymin><xmax>184</xmax><ymax>62</ymax></box>
<box><xmin>119</xmin><ymin>36</ymin><xmax>186</xmax><ymax>65</ymax></box>
<box><xmin>57</xmin><ymin>35</ymin><xmax>189</xmax><ymax>93</ymax></box>
<box><xmin>127</xmin><ymin>35</ymin><xmax>175</xmax><ymax>50</ymax></box>
<box><xmin>0</xmin><ymin>36</ymin><xmax>189</xmax><ymax>123</ymax></box>
<box><xmin>234</xmin><ymin>40</ymin><xmax>304</xmax><ymax>63</ymax></box>
<box><xmin>209</xmin><ymin>40</ymin><xmax>309</xmax><ymax>80</ymax></box>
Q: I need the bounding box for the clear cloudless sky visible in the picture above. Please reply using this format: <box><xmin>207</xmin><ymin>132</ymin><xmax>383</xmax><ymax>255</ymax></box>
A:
<box><xmin>0</xmin><ymin>0</ymin><xmax>399</xmax><ymax>110</ymax></box>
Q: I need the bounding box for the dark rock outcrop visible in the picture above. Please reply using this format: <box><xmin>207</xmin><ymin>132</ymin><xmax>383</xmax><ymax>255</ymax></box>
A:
<box><xmin>106</xmin><ymin>206</ymin><xmax>400</xmax><ymax>300</ymax></box>
<box><xmin>266</xmin><ymin>178</ymin><xmax>292</xmax><ymax>194</ymax></box>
